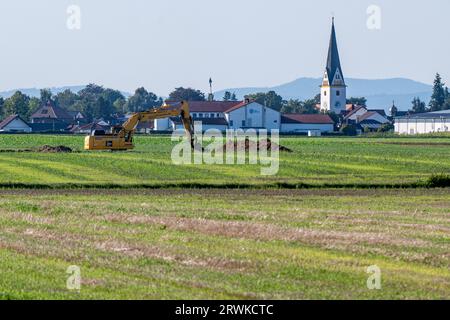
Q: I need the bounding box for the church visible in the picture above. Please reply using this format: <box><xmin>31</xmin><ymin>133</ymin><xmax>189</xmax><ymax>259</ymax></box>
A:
<box><xmin>320</xmin><ymin>18</ymin><xmax>347</xmax><ymax>114</ymax></box>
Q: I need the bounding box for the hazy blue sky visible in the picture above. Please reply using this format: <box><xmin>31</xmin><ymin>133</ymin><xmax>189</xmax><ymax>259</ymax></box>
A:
<box><xmin>0</xmin><ymin>0</ymin><xmax>448</xmax><ymax>95</ymax></box>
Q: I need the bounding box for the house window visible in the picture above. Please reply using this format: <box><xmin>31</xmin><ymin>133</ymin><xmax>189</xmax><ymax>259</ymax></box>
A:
<box><xmin>230</xmin><ymin>120</ymin><xmax>234</xmax><ymax>126</ymax></box>
<box><xmin>199</xmin><ymin>113</ymin><xmax>203</xmax><ymax>117</ymax></box>
<box><xmin>324</xmin><ymin>91</ymin><xmax>327</xmax><ymax>96</ymax></box>
<box><xmin>336</xmin><ymin>90</ymin><xmax>340</xmax><ymax>96</ymax></box>
<box><xmin>242</xmin><ymin>120</ymin><xmax>246</xmax><ymax>127</ymax></box>
<box><xmin>217</xmin><ymin>113</ymin><xmax>220</xmax><ymax>117</ymax></box>
<box><xmin>211</xmin><ymin>113</ymin><xmax>215</xmax><ymax>118</ymax></box>
<box><xmin>41</xmin><ymin>110</ymin><xmax>48</xmax><ymax>114</ymax></box>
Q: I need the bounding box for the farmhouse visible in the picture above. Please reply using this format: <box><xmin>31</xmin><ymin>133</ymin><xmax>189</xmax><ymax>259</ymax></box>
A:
<box><xmin>395</xmin><ymin>110</ymin><xmax>450</xmax><ymax>134</ymax></box>
<box><xmin>30</xmin><ymin>101</ymin><xmax>73</xmax><ymax>125</ymax></box>
<box><xmin>0</xmin><ymin>115</ymin><xmax>32</xmax><ymax>133</ymax></box>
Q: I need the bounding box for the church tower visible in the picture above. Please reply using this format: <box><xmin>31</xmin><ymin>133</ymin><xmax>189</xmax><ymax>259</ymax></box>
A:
<box><xmin>320</xmin><ymin>18</ymin><xmax>346</xmax><ymax>114</ymax></box>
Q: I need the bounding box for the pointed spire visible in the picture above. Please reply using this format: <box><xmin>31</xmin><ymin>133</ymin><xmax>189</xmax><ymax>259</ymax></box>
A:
<box><xmin>208</xmin><ymin>77</ymin><xmax>214</xmax><ymax>101</ymax></box>
<box><xmin>325</xmin><ymin>18</ymin><xmax>344</xmax><ymax>85</ymax></box>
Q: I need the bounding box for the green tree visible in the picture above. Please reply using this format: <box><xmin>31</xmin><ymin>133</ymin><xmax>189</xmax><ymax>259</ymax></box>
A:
<box><xmin>27</xmin><ymin>97</ymin><xmax>40</xmax><ymax>119</ymax></box>
<box><xmin>102</xmin><ymin>89</ymin><xmax>125</xmax><ymax>110</ymax></box>
<box><xmin>246</xmin><ymin>91</ymin><xmax>284</xmax><ymax>112</ymax></box>
<box><xmin>444</xmin><ymin>87</ymin><xmax>450</xmax><ymax>110</ymax></box>
<box><xmin>113</xmin><ymin>98</ymin><xmax>127</xmax><ymax>113</ymax></box>
<box><xmin>281</xmin><ymin>99</ymin><xmax>302</xmax><ymax>113</ymax></box>
<box><xmin>92</xmin><ymin>96</ymin><xmax>111</xmax><ymax>120</ymax></box>
<box><xmin>281</xmin><ymin>99</ymin><xmax>319</xmax><ymax>114</ymax></box>
<box><xmin>313</xmin><ymin>94</ymin><xmax>321</xmax><ymax>104</ymax></box>
<box><xmin>126</xmin><ymin>87</ymin><xmax>162</xmax><ymax>112</ymax></box>
<box><xmin>3</xmin><ymin>91</ymin><xmax>31</xmax><ymax>119</ymax></box>
<box><xmin>378</xmin><ymin>123</ymin><xmax>394</xmax><ymax>133</ymax></box>
<box><xmin>429</xmin><ymin>73</ymin><xmax>446</xmax><ymax>111</ymax></box>
<box><xmin>77</xmin><ymin>84</ymin><xmax>106</xmax><ymax>122</ymax></box>
<box><xmin>302</xmin><ymin>99</ymin><xmax>319</xmax><ymax>114</ymax></box>
<box><xmin>411</xmin><ymin>97</ymin><xmax>426</xmax><ymax>113</ymax></box>
<box><xmin>0</xmin><ymin>97</ymin><xmax>4</xmax><ymax>118</ymax></box>
<box><xmin>347</xmin><ymin>97</ymin><xmax>367</xmax><ymax>107</ymax></box>
<box><xmin>231</xmin><ymin>93</ymin><xmax>237</xmax><ymax>101</ymax></box>
<box><xmin>54</xmin><ymin>89</ymin><xmax>79</xmax><ymax>111</ymax></box>
<box><xmin>223</xmin><ymin>91</ymin><xmax>231</xmax><ymax>101</ymax></box>
<box><xmin>79</xmin><ymin>84</ymin><xmax>105</xmax><ymax>100</ymax></box>
<box><xmin>340</xmin><ymin>124</ymin><xmax>358</xmax><ymax>136</ymax></box>
<box><xmin>169</xmin><ymin>87</ymin><xmax>206</xmax><ymax>101</ymax></box>
<box><xmin>325</xmin><ymin>111</ymin><xmax>341</xmax><ymax>130</ymax></box>
<box><xmin>40</xmin><ymin>88</ymin><xmax>53</xmax><ymax>106</ymax></box>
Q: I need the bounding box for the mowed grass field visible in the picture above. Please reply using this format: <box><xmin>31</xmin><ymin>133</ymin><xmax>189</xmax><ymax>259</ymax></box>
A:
<box><xmin>0</xmin><ymin>189</ymin><xmax>449</xmax><ymax>299</ymax></box>
<box><xmin>0</xmin><ymin>134</ymin><xmax>449</xmax><ymax>187</ymax></box>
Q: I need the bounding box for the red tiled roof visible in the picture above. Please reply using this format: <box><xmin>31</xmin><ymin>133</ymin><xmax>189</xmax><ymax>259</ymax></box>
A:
<box><xmin>166</xmin><ymin>101</ymin><xmax>242</xmax><ymax>113</ymax></box>
<box><xmin>171</xmin><ymin>117</ymin><xmax>228</xmax><ymax>126</ymax></box>
<box><xmin>225</xmin><ymin>101</ymin><xmax>253</xmax><ymax>113</ymax></box>
<box><xmin>281</xmin><ymin>114</ymin><xmax>335</xmax><ymax>124</ymax></box>
<box><xmin>0</xmin><ymin>115</ymin><xmax>28</xmax><ymax>129</ymax></box>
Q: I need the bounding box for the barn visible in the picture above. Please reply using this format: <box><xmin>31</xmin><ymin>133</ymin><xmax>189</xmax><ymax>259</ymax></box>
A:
<box><xmin>395</xmin><ymin>110</ymin><xmax>450</xmax><ymax>135</ymax></box>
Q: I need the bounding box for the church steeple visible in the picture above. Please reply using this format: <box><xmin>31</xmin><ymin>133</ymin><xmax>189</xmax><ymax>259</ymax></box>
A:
<box><xmin>320</xmin><ymin>18</ymin><xmax>347</xmax><ymax>113</ymax></box>
<box><xmin>325</xmin><ymin>18</ymin><xmax>345</xmax><ymax>86</ymax></box>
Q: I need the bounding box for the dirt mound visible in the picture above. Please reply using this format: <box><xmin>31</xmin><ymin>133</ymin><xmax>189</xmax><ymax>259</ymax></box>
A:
<box><xmin>37</xmin><ymin>145</ymin><xmax>73</xmax><ymax>153</ymax></box>
<box><xmin>220</xmin><ymin>138</ymin><xmax>292</xmax><ymax>153</ymax></box>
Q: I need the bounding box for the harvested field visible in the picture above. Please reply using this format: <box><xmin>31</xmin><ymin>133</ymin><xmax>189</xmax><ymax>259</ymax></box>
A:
<box><xmin>0</xmin><ymin>188</ymin><xmax>449</xmax><ymax>300</ymax></box>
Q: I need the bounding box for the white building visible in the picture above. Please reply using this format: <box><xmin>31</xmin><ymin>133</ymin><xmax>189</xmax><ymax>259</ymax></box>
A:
<box><xmin>320</xmin><ymin>18</ymin><xmax>347</xmax><ymax>114</ymax></box>
<box><xmin>155</xmin><ymin>100</ymin><xmax>281</xmax><ymax>132</ymax></box>
<box><xmin>281</xmin><ymin>114</ymin><xmax>335</xmax><ymax>133</ymax></box>
<box><xmin>395</xmin><ymin>110</ymin><xmax>450</xmax><ymax>135</ymax></box>
<box><xmin>225</xmin><ymin>100</ymin><xmax>281</xmax><ymax>130</ymax></box>
<box><xmin>0</xmin><ymin>115</ymin><xmax>32</xmax><ymax>133</ymax></box>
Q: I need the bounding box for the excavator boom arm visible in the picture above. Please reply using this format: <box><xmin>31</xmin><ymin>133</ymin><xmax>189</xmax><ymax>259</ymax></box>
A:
<box><xmin>120</xmin><ymin>101</ymin><xmax>194</xmax><ymax>147</ymax></box>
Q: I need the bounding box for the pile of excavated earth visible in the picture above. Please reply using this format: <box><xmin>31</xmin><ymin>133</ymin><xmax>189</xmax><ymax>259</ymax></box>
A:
<box><xmin>219</xmin><ymin>138</ymin><xmax>292</xmax><ymax>153</ymax></box>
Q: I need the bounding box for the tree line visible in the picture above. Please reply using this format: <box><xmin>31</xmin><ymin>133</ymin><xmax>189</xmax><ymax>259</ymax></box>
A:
<box><xmin>0</xmin><ymin>86</ymin><xmax>210</xmax><ymax>123</ymax></box>
<box><xmin>407</xmin><ymin>73</ymin><xmax>450</xmax><ymax>114</ymax></box>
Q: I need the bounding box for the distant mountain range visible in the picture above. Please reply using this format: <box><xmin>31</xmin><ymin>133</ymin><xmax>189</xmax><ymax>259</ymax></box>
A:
<box><xmin>214</xmin><ymin>77</ymin><xmax>433</xmax><ymax>111</ymax></box>
<box><xmin>0</xmin><ymin>78</ymin><xmax>433</xmax><ymax>112</ymax></box>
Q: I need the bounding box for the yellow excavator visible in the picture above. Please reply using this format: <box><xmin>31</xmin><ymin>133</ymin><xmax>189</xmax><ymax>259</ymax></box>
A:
<box><xmin>84</xmin><ymin>101</ymin><xmax>195</xmax><ymax>151</ymax></box>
